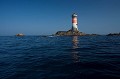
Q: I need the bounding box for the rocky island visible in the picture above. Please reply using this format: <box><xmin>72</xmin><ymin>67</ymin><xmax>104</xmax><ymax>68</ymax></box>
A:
<box><xmin>16</xmin><ymin>33</ymin><xmax>24</xmax><ymax>36</ymax></box>
<box><xmin>55</xmin><ymin>30</ymin><xmax>86</xmax><ymax>36</ymax></box>
<box><xmin>107</xmin><ymin>33</ymin><xmax>120</xmax><ymax>36</ymax></box>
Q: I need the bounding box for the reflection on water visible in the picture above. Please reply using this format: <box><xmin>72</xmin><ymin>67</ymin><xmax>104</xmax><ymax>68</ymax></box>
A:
<box><xmin>71</xmin><ymin>36</ymin><xmax>80</xmax><ymax>63</ymax></box>
<box><xmin>72</xmin><ymin>36</ymin><xmax>79</xmax><ymax>49</ymax></box>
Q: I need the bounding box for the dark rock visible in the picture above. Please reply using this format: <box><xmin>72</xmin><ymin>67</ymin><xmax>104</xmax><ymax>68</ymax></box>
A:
<box><xmin>107</xmin><ymin>33</ymin><xmax>120</xmax><ymax>36</ymax></box>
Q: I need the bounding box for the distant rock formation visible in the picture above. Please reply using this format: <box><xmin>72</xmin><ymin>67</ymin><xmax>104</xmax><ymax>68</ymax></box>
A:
<box><xmin>107</xmin><ymin>33</ymin><xmax>120</xmax><ymax>36</ymax></box>
<box><xmin>16</xmin><ymin>33</ymin><xmax>24</xmax><ymax>36</ymax></box>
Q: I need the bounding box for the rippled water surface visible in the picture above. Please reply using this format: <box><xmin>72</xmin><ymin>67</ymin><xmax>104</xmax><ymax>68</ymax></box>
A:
<box><xmin>0</xmin><ymin>36</ymin><xmax>120</xmax><ymax>79</ymax></box>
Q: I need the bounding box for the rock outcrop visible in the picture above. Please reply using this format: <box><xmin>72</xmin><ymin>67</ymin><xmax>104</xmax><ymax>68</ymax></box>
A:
<box><xmin>55</xmin><ymin>30</ymin><xmax>86</xmax><ymax>36</ymax></box>
<box><xmin>16</xmin><ymin>33</ymin><xmax>24</xmax><ymax>36</ymax></box>
<box><xmin>107</xmin><ymin>33</ymin><xmax>120</xmax><ymax>36</ymax></box>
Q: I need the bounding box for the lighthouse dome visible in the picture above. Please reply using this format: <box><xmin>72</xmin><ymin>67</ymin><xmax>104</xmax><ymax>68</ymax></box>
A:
<box><xmin>72</xmin><ymin>13</ymin><xmax>77</xmax><ymax>17</ymax></box>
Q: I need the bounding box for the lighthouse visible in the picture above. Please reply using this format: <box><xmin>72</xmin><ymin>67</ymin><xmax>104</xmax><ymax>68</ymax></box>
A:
<box><xmin>55</xmin><ymin>13</ymin><xmax>86</xmax><ymax>36</ymax></box>
<box><xmin>72</xmin><ymin>13</ymin><xmax>78</xmax><ymax>32</ymax></box>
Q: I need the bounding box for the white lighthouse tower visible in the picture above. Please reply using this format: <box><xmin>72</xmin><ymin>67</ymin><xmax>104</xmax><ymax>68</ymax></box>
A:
<box><xmin>72</xmin><ymin>13</ymin><xmax>78</xmax><ymax>32</ymax></box>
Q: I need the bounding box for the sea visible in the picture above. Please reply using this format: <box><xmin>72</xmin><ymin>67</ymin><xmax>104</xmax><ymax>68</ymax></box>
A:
<box><xmin>0</xmin><ymin>36</ymin><xmax>120</xmax><ymax>79</ymax></box>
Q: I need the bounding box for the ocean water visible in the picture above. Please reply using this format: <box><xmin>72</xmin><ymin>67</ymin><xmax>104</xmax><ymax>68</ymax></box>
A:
<box><xmin>0</xmin><ymin>36</ymin><xmax>120</xmax><ymax>79</ymax></box>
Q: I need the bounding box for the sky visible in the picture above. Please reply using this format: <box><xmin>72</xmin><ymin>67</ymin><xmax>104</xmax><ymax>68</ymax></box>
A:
<box><xmin>0</xmin><ymin>0</ymin><xmax>120</xmax><ymax>35</ymax></box>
